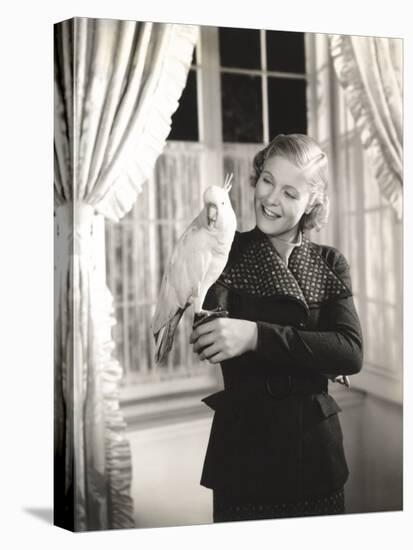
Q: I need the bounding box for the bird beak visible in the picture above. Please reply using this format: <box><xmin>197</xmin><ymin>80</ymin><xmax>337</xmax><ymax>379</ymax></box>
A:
<box><xmin>207</xmin><ymin>203</ymin><xmax>218</xmax><ymax>227</ymax></box>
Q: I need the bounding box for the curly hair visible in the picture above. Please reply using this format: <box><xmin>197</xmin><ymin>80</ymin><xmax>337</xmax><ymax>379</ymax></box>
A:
<box><xmin>250</xmin><ymin>134</ymin><xmax>330</xmax><ymax>231</ymax></box>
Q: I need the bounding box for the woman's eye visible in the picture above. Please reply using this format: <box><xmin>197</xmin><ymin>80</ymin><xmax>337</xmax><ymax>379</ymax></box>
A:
<box><xmin>263</xmin><ymin>178</ymin><xmax>272</xmax><ymax>184</ymax></box>
<box><xmin>285</xmin><ymin>191</ymin><xmax>297</xmax><ymax>199</ymax></box>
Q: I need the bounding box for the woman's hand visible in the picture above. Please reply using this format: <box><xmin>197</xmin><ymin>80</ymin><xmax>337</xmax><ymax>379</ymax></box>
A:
<box><xmin>190</xmin><ymin>318</ymin><xmax>258</xmax><ymax>364</ymax></box>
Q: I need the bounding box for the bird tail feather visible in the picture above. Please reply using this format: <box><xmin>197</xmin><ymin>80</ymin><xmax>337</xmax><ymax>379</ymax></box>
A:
<box><xmin>154</xmin><ymin>308</ymin><xmax>186</xmax><ymax>365</ymax></box>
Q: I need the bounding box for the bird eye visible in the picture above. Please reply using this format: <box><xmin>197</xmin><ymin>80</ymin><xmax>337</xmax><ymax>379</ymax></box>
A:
<box><xmin>221</xmin><ymin>202</ymin><xmax>224</xmax><ymax>205</ymax></box>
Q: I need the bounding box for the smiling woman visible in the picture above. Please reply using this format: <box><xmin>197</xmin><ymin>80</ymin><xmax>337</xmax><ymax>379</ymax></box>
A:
<box><xmin>251</xmin><ymin>134</ymin><xmax>330</xmax><ymax>239</ymax></box>
<box><xmin>190</xmin><ymin>133</ymin><xmax>363</xmax><ymax>522</ymax></box>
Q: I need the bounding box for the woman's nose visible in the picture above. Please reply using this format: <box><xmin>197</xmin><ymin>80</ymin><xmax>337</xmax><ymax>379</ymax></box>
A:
<box><xmin>265</xmin><ymin>186</ymin><xmax>281</xmax><ymax>205</ymax></box>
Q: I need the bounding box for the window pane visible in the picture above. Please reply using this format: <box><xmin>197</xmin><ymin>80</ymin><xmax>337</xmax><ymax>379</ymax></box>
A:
<box><xmin>221</xmin><ymin>73</ymin><xmax>263</xmax><ymax>143</ymax></box>
<box><xmin>266</xmin><ymin>31</ymin><xmax>305</xmax><ymax>73</ymax></box>
<box><xmin>219</xmin><ymin>27</ymin><xmax>261</xmax><ymax>69</ymax></box>
<box><xmin>268</xmin><ymin>77</ymin><xmax>307</xmax><ymax>136</ymax></box>
<box><xmin>168</xmin><ymin>70</ymin><xmax>199</xmax><ymax>141</ymax></box>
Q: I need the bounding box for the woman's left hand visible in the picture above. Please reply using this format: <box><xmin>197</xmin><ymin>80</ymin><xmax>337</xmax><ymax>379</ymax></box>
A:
<box><xmin>190</xmin><ymin>317</ymin><xmax>258</xmax><ymax>363</ymax></box>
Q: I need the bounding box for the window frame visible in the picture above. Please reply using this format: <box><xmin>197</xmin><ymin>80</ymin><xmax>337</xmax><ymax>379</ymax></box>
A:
<box><xmin>219</xmin><ymin>28</ymin><xmax>307</xmax><ymax>145</ymax></box>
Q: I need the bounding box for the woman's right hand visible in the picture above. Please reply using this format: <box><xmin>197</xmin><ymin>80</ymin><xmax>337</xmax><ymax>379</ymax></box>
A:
<box><xmin>190</xmin><ymin>317</ymin><xmax>258</xmax><ymax>363</ymax></box>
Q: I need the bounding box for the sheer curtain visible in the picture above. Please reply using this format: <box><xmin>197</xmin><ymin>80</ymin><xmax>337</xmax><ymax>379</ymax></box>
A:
<box><xmin>54</xmin><ymin>17</ymin><xmax>199</xmax><ymax>531</ymax></box>
<box><xmin>306</xmin><ymin>33</ymin><xmax>402</xmax><ymax>404</ymax></box>
<box><xmin>329</xmin><ymin>35</ymin><xmax>403</xmax><ymax>219</ymax></box>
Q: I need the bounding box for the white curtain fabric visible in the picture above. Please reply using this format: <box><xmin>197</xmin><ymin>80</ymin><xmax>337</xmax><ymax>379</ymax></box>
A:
<box><xmin>54</xmin><ymin>17</ymin><xmax>199</xmax><ymax>531</ymax></box>
<box><xmin>306</xmin><ymin>33</ymin><xmax>403</xmax><ymax>404</ymax></box>
<box><xmin>329</xmin><ymin>35</ymin><xmax>403</xmax><ymax>220</ymax></box>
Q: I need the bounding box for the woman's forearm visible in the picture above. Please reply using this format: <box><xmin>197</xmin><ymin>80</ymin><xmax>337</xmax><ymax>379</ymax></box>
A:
<box><xmin>255</xmin><ymin>296</ymin><xmax>363</xmax><ymax>375</ymax></box>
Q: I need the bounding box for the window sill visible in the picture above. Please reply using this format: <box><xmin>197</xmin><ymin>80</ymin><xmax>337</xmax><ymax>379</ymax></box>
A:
<box><xmin>120</xmin><ymin>377</ymin><xmax>220</xmax><ymax>431</ymax></box>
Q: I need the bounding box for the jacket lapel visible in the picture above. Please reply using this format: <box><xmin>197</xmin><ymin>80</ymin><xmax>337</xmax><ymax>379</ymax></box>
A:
<box><xmin>219</xmin><ymin>226</ymin><xmax>351</xmax><ymax>309</ymax></box>
<box><xmin>289</xmin><ymin>235</ymin><xmax>351</xmax><ymax>305</ymax></box>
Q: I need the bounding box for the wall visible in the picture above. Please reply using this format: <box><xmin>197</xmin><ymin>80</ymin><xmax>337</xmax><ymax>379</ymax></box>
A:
<box><xmin>127</xmin><ymin>416</ymin><xmax>214</xmax><ymax>528</ymax></box>
<box><xmin>360</xmin><ymin>395</ymin><xmax>403</xmax><ymax>512</ymax></box>
<box><xmin>333</xmin><ymin>387</ymin><xmax>403</xmax><ymax>514</ymax></box>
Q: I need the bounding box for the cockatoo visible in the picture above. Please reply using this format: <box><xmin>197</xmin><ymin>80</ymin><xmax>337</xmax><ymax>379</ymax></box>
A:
<box><xmin>151</xmin><ymin>174</ymin><xmax>237</xmax><ymax>365</ymax></box>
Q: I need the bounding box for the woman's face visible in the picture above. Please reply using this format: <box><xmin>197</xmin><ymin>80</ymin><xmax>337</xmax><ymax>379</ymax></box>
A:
<box><xmin>254</xmin><ymin>155</ymin><xmax>312</xmax><ymax>241</ymax></box>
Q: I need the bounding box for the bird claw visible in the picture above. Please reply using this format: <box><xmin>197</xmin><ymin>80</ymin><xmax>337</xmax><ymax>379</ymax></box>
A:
<box><xmin>193</xmin><ymin>306</ymin><xmax>229</xmax><ymax>329</ymax></box>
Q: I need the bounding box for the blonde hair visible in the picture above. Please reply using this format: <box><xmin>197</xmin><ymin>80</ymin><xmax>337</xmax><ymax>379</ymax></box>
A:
<box><xmin>250</xmin><ymin>134</ymin><xmax>330</xmax><ymax>231</ymax></box>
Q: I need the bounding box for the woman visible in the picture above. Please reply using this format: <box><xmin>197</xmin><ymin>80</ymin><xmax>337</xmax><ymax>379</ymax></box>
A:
<box><xmin>190</xmin><ymin>134</ymin><xmax>363</xmax><ymax>523</ymax></box>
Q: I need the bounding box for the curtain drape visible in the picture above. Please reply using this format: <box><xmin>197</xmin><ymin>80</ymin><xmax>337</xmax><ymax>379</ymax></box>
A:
<box><xmin>306</xmin><ymin>32</ymin><xmax>403</xmax><ymax>404</ymax></box>
<box><xmin>54</xmin><ymin>17</ymin><xmax>199</xmax><ymax>531</ymax></box>
<box><xmin>329</xmin><ymin>35</ymin><xmax>403</xmax><ymax>220</ymax></box>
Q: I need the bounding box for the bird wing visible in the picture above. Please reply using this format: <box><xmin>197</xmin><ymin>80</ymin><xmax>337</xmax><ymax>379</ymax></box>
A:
<box><xmin>151</xmin><ymin>212</ymin><xmax>213</xmax><ymax>336</ymax></box>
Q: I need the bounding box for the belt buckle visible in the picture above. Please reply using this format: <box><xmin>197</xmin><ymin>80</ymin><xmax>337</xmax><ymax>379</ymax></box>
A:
<box><xmin>266</xmin><ymin>375</ymin><xmax>293</xmax><ymax>400</ymax></box>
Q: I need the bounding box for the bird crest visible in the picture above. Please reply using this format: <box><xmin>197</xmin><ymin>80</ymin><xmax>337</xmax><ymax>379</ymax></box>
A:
<box><xmin>222</xmin><ymin>172</ymin><xmax>234</xmax><ymax>193</ymax></box>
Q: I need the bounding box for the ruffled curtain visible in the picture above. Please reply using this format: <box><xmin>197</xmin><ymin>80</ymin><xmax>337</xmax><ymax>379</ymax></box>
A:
<box><xmin>329</xmin><ymin>35</ymin><xmax>403</xmax><ymax>220</ymax></box>
<box><xmin>54</xmin><ymin>17</ymin><xmax>198</xmax><ymax>531</ymax></box>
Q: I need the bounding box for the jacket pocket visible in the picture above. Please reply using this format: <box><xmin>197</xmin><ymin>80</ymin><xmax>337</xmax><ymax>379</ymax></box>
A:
<box><xmin>301</xmin><ymin>393</ymin><xmax>348</xmax><ymax>496</ymax></box>
<box><xmin>201</xmin><ymin>390</ymin><xmax>226</xmax><ymax>411</ymax></box>
<box><xmin>313</xmin><ymin>392</ymin><xmax>342</xmax><ymax>418</ymax></box>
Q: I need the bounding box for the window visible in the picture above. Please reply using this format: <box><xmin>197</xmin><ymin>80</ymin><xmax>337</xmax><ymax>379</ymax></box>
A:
<box><xmin>105</xmin><ymin>27</ymin><xmax>308</xmax><ymax>405</ymax></box>
<box><xmin>219</xmin><ymin>27</ymin><xmax>307</xmax><ymax>143</ymax></box>
<box><xmin>168</xmin><ymin>27</ymin><xmax>308</xmax><ymax>145</ymax></box>
<box><xmin>168</xmin><ymin>49</ymin><xmax>200</xmax><ymax>141</ymax></box>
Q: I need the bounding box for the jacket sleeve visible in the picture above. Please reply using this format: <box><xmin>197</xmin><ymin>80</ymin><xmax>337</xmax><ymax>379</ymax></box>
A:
<box><xmin>255</xmin><ymin>253</ymin><xmax>363</xmax><ymax>376</ymax></box>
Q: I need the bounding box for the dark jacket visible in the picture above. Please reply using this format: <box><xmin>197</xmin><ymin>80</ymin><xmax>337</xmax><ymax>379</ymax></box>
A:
<box><xmin>200</xmin><ymin>226</ymin><xmax>363</xmax><ymax>502</ymax></box>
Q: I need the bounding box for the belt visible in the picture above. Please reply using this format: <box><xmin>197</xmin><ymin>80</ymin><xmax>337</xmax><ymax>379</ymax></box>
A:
<box><xmin>225</xmin><ymin>374</ymin><xmax>328</xmax><ymax>401</ymax></box>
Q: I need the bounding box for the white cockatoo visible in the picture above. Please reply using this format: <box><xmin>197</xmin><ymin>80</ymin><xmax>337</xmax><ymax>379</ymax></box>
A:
<box><xmin>151</xmin><ymin>174</ymin><xmax>237</xmax><ymax>365</ymax></box>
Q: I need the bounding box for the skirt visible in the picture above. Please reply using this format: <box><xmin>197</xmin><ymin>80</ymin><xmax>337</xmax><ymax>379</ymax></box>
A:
<box><xmin>213</xmin><ymin>487</ymin><xmax>345</xmax><ymax>523</ymax></box>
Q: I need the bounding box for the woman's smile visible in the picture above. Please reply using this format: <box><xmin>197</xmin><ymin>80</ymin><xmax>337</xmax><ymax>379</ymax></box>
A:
<box><xmin>261</xmin><ymin>204</ymin><xmax>282</xmax><ymax>220</ymax></box>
